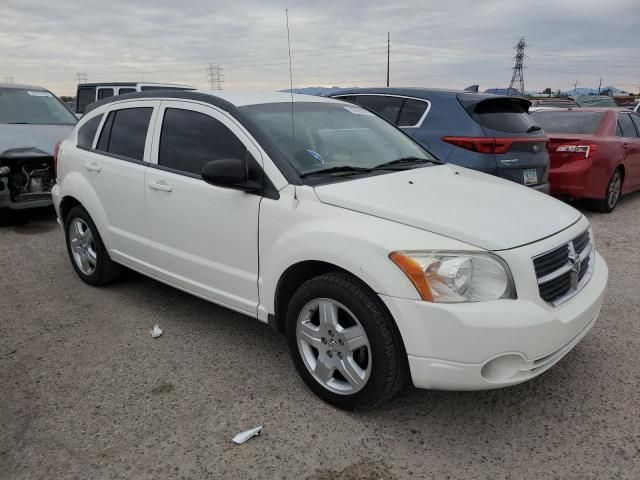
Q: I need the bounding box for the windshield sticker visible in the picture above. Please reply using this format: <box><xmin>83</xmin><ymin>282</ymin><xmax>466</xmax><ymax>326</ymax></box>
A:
<box><xmin>344</xmin><ymin>106</ymin><xmax>374</xmax><ymax>116</ymax></box>
<box><xmin>27</xmin><ymin>91</ymin><xmax>53</xmax><ymax>97</ymax></box>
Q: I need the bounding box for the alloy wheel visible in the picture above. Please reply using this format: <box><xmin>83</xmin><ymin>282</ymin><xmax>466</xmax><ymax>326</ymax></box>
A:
<box><xmin>69</xmin><ymin>218</ymin><xmax>97</xmax><ymax>275</ymax></box>
<box><xmin>607</xmin><ymin>171</ymin><xmax>621</xmax><ymax>209</ymax></box>
<box><xmin>296</xmin><ymin>298</ymin><xmax>371</xmax><ymax>395</ymax></box>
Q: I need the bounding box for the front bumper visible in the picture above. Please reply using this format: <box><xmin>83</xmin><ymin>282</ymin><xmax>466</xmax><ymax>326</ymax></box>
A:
<box><xmin>380</xmin><ymin>230</ymin><xmax>608</xmax><ymax>390</ymax></box>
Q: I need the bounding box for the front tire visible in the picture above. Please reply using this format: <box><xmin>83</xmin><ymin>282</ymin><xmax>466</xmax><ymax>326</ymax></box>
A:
<box><xmin>64</xmin><ymin>205</ymin><xmax>121</xmax><ymax>285</ymax></box>
<box><xmin>286</xmin><ymin>272</ymin><xmax>408</xmax><ymax>410</ymax></box>
<box><xmin>591</xmin><ymin>168</ymin><xmax>622</xmax><ymax>213</ymax></box>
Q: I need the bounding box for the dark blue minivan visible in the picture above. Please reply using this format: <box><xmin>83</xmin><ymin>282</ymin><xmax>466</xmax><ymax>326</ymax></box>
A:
<box><xmin>329</xmin><ymin>88</ymin><xmax>549</xmax><ymax>192</ymax></box>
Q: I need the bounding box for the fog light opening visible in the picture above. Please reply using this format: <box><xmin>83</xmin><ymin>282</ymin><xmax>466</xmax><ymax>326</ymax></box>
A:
<box><xmin>481</xmin><ymin>354</ymin><xmax>526</xmax><ymax>382</ymax></box>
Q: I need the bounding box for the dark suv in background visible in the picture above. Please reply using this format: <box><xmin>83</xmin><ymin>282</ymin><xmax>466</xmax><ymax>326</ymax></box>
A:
<box><xmin>329</xmin><ymin>88</ymin><xmax>550</xmax><ymax>192</ymax></box>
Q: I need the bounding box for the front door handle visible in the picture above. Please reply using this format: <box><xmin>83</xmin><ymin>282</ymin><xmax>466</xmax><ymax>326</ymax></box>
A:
<box><xmin>84</xmin><ymin>162</ymin><xmax>101</xmax><ymax>172</ymax></box>
<box><xmin>147</xmin><ymin>180</ymin><xmax>173</xmax><ymax>192</ymax></box>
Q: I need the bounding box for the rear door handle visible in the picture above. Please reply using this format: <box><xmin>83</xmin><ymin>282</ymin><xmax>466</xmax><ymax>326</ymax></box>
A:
<box><xmin>84</xmin><ymin>162</ymin><xmax>101</xmax><ymax>172</ymax></box>
<box><xmin>147</xmin><ymin>180</ymin><xmax>173</xmax><ymax>192</ymax></box>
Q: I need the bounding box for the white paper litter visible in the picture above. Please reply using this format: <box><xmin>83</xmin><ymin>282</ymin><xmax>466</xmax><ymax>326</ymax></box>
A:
<box><xmin>232</xmin><ymin>425</ymin><xmax>263</xmax><ymax>445</ymax></box>
<box><xmin>151</xmin><ymin>325</ymin><xmax>163</xmax><ymax>338</ymax></box>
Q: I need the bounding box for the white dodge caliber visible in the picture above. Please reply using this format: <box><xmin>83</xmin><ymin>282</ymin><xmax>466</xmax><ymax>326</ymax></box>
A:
<box><xmin>52</xmin><ymin>90</ymin><xmax>608</xmax><ymax>410</ymax></box>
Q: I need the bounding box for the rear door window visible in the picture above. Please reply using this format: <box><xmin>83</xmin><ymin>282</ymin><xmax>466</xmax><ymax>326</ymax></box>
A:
<box><xmin>397</xmin><ymin>98</ymin><xmax>429</xmax><ymax>127</ymax></box>
<box><xmin>354</xmin><ymin>95</ymin><xmax>403</xmax><ymax>123</ymax></box>
<box><xmin>470</xmin><ymin>98</ymin><xmax>535</xmax><ymax>133</ymax></box>
<box><xmin>97</xmin><ymin>88</ymin><xmax>114</xmax><ymax>100</ymax></box>
<box><xmin>630</xmin><ymin>114</ymin><xmax>640</xmax><ymax>136</ymax></box>
<box><xmin>531</xmin><ymin>111</ymin><xmax>604</xmax><ymax>134</ymax></box>
<box><xmin>76</xmin><ymin>87</ymin><xmax>96</xmax><ymax>114</ymax></box>
<box><xmin>118</xmin><ymin>88</ymin><xmax>136</xmax><ymax>95</ymax></box>
<box><xmin>158</xmin><ymin>108</ymin><xmax>246</xmax><ymax>176</ymax></box>
<box><xmin>77</xmin><ymin>115</ymin><xmax>103</xmax><ymax>149</ymax></box>
<box><xmin>96</xmin><ymin>107</ymin><xmax>152</xmax><ymax>161</ymax></box>
<box><xmin>617</xmin><ymin>113</ymin><xmax>638</xmax><ymax>138</ymax></box>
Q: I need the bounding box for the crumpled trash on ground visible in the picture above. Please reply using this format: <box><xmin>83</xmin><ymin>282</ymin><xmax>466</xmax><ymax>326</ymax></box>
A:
<box><xmin>232</xmin><ymin>425</ymin><xmax>263</xmax><ymax>445</ymax></box>
<box><xmin>150</xmin><ymin>324</ymin><xmax>163</xmax><ymax>338</ymax></box>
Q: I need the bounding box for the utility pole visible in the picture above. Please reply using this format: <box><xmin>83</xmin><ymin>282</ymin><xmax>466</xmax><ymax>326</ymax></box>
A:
<box><xmin>76</xmin><ymin>72</ymin><xmax>88</xmax><ymax>84</ymax></box>
<box><xmin>207</xmin><ymin>63</ymin><xmax>224</xmax><ymax>90</ymax></box>
<box><xmin>573</xmin><ymin>81</ymin><xmax>578</xmax><ymax>97</ymax></box>
<box><xmin>507</xmin><ymin>36</ymin><xmax>526</xmax><ymax>96</ymax></box>
<box><xmin>3</xmin><ymin>76</ymin><xmax>13</xmax><ymax>84</ymax></box>
<box><xmin>597</xmin><ymin>77</ymin><xmax>602</xmax><ymax>95</ymax></box>
<box><xmin>386</xmin><ymin>32</ymin><xmax>390</xmax><ymax>87</ymax></box>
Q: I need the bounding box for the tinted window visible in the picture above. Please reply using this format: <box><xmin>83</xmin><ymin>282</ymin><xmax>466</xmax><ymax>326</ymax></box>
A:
<box><xmin>118</xmin><ymin>88</ymin><xmax>136</xmax><ymax>95</ymax></box>
<box><xmin>96</xmin><ymin>108</ymin><xmax>152</xmax><ymax>161</ymax></box>
<box><xmin>531</xmin><ymin>111</ymin><xmax>604</xmax><ymax>134</ymax></box>
<box><xmin>159</xmin><ymin>108</ymin><xmax>246</xmax><ymax>175</ymax></box>
<box><xmin>97</xmin><ymin>88</ymin><xmax>114</xmax><ymax>100</ymax></box>
<box><xmin>397</xmin><ymin>99</ymin><xmax>428</xmax><ymax>127</ymax></box>
<box><xmin>77</xmin><ymin>115</ymin><xmax>102</xmax><ymax>148</ymax></box>
<box><xmin>471</xmin><ymin>99</ymin><xmax>535</xmax><ymax>133</ymax></box>
<box><xmin>631</xmin><ymin>114</ymin><xmax>640</xmax><ymax>136</ymax></box>
<box><xmin>77</xmin><ymin>87</ymin><xmax>96</xmax><ymax>113</ymax></box>
<box><xmin>617</xmin><ymin>113</ymin><xmax>638</xmax><ymax>138</ymax></box>
<box><xmin>0</xmin><ymin>88</ymin><xmax>77</xmax><ymax>125</ymax></box>
<box><xmin>354</xmin><ymin>95</ymin><xmax>403</xmax><ymax>123</ymax></box>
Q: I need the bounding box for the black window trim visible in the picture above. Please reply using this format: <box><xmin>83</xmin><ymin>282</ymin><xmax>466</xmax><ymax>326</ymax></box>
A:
<box><xmin>75</xmin><ymin>113</ymin><xmax>104</xmax><ymax>150</ymax></box>
<box><xmin>333</xmin><ymin>93</ymin><xmax>432</xmax><ymax>129</ymax></box>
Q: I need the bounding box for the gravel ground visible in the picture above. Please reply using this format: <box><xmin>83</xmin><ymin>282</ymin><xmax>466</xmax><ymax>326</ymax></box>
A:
<box><xmin>1</xmin><ymin>195</ymin><xmax>639</xmax><ymax>480</ymax></box>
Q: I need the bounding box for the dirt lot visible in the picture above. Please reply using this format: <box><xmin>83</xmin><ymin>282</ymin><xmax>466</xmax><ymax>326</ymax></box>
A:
<box><xmin>1</xmin><ymin>195</ymin><xmax>639</xmax><ymax>480</ymax></box>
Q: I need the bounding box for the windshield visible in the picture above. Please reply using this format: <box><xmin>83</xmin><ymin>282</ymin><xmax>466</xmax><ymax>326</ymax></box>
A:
<box><xmin>0</xmin><ymin>88</ymin><xmax>77</xmax><ymax>125</ymax></box>
<box><xmin>531</xmin><ymin>111</ymin><xmax>604</xmax><ymax>134</ymax></box>
<box><xmin>239</xmin><ymin>102</ymin><xmax>435</xmax><ymax>177</ymax></box>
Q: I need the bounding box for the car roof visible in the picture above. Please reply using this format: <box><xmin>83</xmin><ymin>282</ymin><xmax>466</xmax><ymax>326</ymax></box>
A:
<box><xmin>86</xmin><ymin>89</ymin><xmax>342</xmax><ymax>113</ymax></box>
<box><xmin>78</xmin><ymin>82</ymin><xmax>194</xmax><ymax>88</ymax></box>
<box><xmin>327</xmin><ymin>86</ymin><xmax>516</xmax><ymax>102</ymax></box>
<box><xmin>0</xmin><ymin>83</ymin><xmax>48</xmax><ymax>91</ymax></box>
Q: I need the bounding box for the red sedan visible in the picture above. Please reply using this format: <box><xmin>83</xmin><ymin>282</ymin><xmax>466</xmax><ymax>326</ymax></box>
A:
<box><xmin>531</xmin><ymin>108</ymin><xmax>640</xmax><ymax>212</ymax></box>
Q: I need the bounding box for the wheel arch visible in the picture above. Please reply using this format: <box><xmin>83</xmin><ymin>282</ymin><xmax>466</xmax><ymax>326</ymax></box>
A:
<box><xmin>271</xmin><ymin>260</ymin><xmax>403</xmax><ymax>345</ymax></box>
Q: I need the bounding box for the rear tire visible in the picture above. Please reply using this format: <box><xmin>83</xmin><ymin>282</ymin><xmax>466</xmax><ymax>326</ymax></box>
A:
<box><xmin>64</xmin><ymin>205</ymin><xmax>122</xmax><ymax>285</ymax></box>
<box><xmin>590</xmin><ymin>168</ymin><xmax>622</xmax><ymax>213</ymax></box>
<box><xmin>286</xmin><ymin>272</ymin><xmax>408</xmax><ymax>410</ymax></box>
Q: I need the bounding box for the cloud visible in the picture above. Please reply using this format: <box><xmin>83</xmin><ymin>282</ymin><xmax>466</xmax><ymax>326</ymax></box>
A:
<box><xmin>1</xmin><ymin>0</ymin><xmax>638</xmax><ymax>96</ymax></box>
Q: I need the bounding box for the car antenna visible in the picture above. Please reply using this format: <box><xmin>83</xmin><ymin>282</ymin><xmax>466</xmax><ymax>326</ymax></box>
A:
<box><xmin>286</xmin><ymin>8</ymin><xmax>299</xmax><ymax>207</ymax></box>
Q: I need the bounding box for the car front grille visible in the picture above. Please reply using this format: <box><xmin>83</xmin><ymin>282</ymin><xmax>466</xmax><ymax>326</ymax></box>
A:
<box><xmin>533</xmin><ymin>230</ymin><xmax>593</xmax><ymax>306</ymax></box>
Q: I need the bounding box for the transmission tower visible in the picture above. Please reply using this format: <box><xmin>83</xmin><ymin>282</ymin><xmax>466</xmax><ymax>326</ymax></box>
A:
<box><xmin>3</xmin><ymin>76</ymin><xmax>14</xmax><ymax>84</ymax></box>
<box><xmin>507</xmin><ymin>36</ymin><xmax>526</xmax><ymax>96</ymax></box>
<box><xmin>76</xmin><ymin>72</ymin><xmax>88</xmax><ymax>84</ymax></box>
<box><xmin>207</xmin><ymin>64</ymin><xmax>224</xmax><ymax>90</ymax></box>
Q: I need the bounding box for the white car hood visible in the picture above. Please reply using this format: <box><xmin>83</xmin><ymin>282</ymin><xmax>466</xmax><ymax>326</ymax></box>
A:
<box><xmin>313</xmin><ymin>164</ymin><xmax>582</xmax><ymax>250</ymax></box>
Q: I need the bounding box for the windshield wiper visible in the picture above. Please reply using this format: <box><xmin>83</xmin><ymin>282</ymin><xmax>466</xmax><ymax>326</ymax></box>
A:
<box><xmin>300</xmin><ymin>166</ymin><xmax>372</xmax><ymax>178</ymax></box>
<box><xmin>373</xmin><ymin>157</ymin><xmax>434</xmax><ymax>170</ymax></box>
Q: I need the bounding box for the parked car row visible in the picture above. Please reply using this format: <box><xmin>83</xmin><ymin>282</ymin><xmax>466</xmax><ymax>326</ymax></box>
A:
<box><xmin>50</xmin><ymin>89</ymin><xmax>609</xmax><ymax>410</ymax></box>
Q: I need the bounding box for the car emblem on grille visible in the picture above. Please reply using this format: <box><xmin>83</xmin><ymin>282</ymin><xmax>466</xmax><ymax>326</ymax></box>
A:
<box><xmin>532</xmin><ymin>144</ymin><xmax>540</xmax><ymax>153</ymax></box>
<box><xmin>568</xmin><ymin>244</ymin><xmax>581</xmax><ymax>290</ymax></box>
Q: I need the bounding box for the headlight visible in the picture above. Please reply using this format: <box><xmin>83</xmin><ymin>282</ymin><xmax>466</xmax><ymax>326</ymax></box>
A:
<box><xmin>390</xmin><ymin>251</ymin><xmax>516</xmax><ymax>303</ymax></box>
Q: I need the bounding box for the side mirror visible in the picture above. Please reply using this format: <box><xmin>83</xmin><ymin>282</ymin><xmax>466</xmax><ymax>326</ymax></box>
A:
<box><xmin>201</xmin><ymin>158</ymin><xmax>262</xmax><ymax>192</ymax></box>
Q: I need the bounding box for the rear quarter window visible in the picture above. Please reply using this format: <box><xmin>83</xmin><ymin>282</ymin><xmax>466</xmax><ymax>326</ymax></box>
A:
<box><xmin>531</xmin><ymin>111</ymin><xmax>604</xmax><ymax>134</ymax></box>
<box><xmin>77</xmin><ymin>115</ymin><xmax>103</xmax><ymax>149</ymax></box>
<box><xmin>470</xmin><ymin>98</ymin><xmax>535</xmax><ymax>133</ymax></box>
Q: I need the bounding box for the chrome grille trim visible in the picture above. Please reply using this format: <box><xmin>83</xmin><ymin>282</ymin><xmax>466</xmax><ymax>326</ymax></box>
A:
<box><xmin>533</xmin><ymin>229</ymin><xmax>594</xmax><ymax>306</ymax></box>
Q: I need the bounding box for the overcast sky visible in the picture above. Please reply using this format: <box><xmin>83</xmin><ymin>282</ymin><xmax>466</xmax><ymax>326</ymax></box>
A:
<box><xmin>1</xmin><ymin>0</ymin><xmax>638</xmax><ymax>96</ymax></box>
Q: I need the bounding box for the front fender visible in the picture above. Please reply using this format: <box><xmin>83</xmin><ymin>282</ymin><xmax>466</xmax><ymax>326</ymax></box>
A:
<box><xmin>258</xmin><ymin>186</ymin><xmax>477</xmax><ymax>315</ymax></box>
